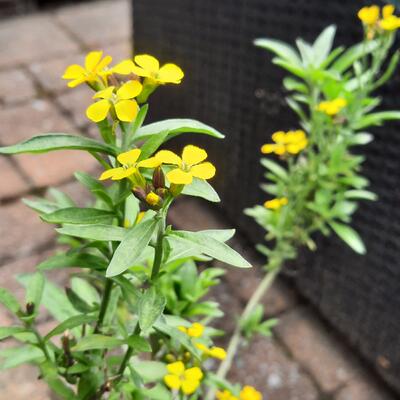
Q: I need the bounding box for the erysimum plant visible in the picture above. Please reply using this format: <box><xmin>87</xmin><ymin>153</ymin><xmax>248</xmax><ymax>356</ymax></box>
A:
<box><xmin>206</xmin><ymin>5</ymin><xmax>400</xmax><ymax>398</ymax></box>
<box><xmin>0</xmin><ymin>51</ymin><xmax>262</xmax><ymax>399</ymax></box>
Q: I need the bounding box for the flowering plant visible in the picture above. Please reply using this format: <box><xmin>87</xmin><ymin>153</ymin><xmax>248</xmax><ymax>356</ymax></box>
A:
<box><xmin>0</xmin><ymin>52</ymin><xmax>261</xmax><ymax>399</ymax></box>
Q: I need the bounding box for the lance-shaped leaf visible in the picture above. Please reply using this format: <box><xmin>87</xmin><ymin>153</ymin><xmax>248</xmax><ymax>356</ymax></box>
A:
<box><xmin>41</xmin><ymin>208</ymin><xmax>115</xmax><ymax>225</ymax></box>
<box><xmin>57</xmin><ymin>224</ymin><xmax>127</xmax><ymax>241</ymax></box>
<box><xmin>38</xmin><ymin>252</ymin><xmax>108</xmax><ymax>271</ymax></box>
<box><xmin>0</xmin><ymin>134</ymin><xmax>117</xmax><ymax>155</ymax></box>
<box><xmin>254</xmin><ymin>38</ymin><xmax>301</xmax><ymax>65</ymax></box>
<box><xmin>25</xmin><ymin>271</ymin><xmax>45</xmax><ymax>309</ymax></box>
<box><xmin>134</xmin><ymin>119</ymin><xmax>224</xmax><ymax>142</ymax></box>
<box><xmin>44</xmin><ymin>315</ymin><xmax>97</xmax><ymax>341</ymax></box>
<box><xmin>330</xmin><ymin>222</ymin><xmax>366</xmax><ymax>255</ymax></box>
<box><xmin>72</xmin><ymin>334</ymin><xmax>123</xmax><ymax>352</ymax></box>
<box><xmin>138</xmin><ymin>287</ymin><xmax>166</xmax><ymax>333</ymax></box>
<box><xmin>0</xmin><ymin>327</ymin><xmax>28</xmax><ymax>341</ymax></box>
<box><xmin>181</xmin><ymin>177</ymin><xmax>220</xmax><ymax>203</ymax></box>
<box><xmin>0</xmin><ymin>288</ymin><xmax>20</xmax><ymax>314</ymax></box>
<box><xmin>106</xmin><ymin>217</ymin><xmax>159</xmax><ymax>277</ymax></box>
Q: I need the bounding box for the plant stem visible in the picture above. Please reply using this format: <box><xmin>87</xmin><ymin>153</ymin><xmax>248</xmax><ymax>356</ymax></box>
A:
<box><xmin>205</xmin><ymin>266</ymin><xmax>280</xmax><ymax>400</ymax></box>
<box><xmin>32</xmin><ymin>326</ymin><xmax>51</xmax><ymax>361</ymax></box>
<box><xmin>94</xmin><ymin>279</ymin><xmax>113</xmax><ymax>333</ymax></box>
<box><xmin>150</xmin><ymin>217</ymin><xmax>166</xmax><ymax>281</ymax></box>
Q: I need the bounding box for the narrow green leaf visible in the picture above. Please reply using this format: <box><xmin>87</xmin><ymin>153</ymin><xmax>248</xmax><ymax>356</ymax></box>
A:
<box><xmin>0</xmin><ymin>345</ymin><xmax>44</xmax><ymax>369</ymax></box>
<box><xmin>106</xmin><ymin>218</ymin><xmax>159</xmax><ymax>277</ymax></box>
<box><xmin>126</xmin><ymin>335</ymin><xmax>152</xmax><ymax>352</ymax></box>
<box><xmin>330</xmin><ymin>222</ymin><xmax>366</xmax><ymax>254</ymax></box>
<box><xmin>0</xmin><ymin>134</ymin><xmax>116</xmax><ymax>155</ymax></box>
<box><xmin>135</xmin><ymin>119</ymin><xmax>224</xmax><ymax>142</ymax></box>
<box><xmin>57</xmin><ymin>224</ymin><xmax>127</xmax><ymax>241</ymax></box>
<box><xmin>44</xmin><ymin>376</ymin><xmax>77</xmax><ymax>400</ymax></box>
<box><xmin>0</xmin><ymin>326</ymin><xmax>27</xmax><ymax>340</ymax></box>
<box><xmin>138</xmin><ymin>130</ymin><xmax>170</xmax><ymax>160</ymax></box>
<box><xmin>0</xmin><ymin>288</ymin><xmax>20</xmax><ymax>314</ymax></box>
<box><xmin>44</xmin><ymin>315</ymin><xmax>97</xmax><ymax>340</ymax></box>
<box><xmin>41</xmin><ymin>208</ymin><xmax>115</xmax><ymax>225</ymax></box>
<box><xmin>25</xmin><ymin>271</ymin><xmax>45</xmax><ymax>308</ymax></box>
<box><xmin>353</xmin><ymin>111</ymin><xmax>400</xmax><ymax>130</ymax></box>
<box><xmin>313</xmin><ymin>25</ymin><xmax>336</xmax><ymax>66</ymax></box>
<box><xmin>260</xmin><ymin>158</ymin><xmax>288</xmax><ymax>181</ymax></box>
<box><xmin>138</xmin><ymin>287</ymin><xmax>166</xmax><ymax>333</ymax></box>
<box><xmin>181</xmin><ymin>177</ymin><xmax>220</xmax><ymax>202</ymax></box>
<box><xmin>72</xmin><ymin>334</ymin><xmax>122</xmax><ymax>352</ymax></box>
<box><xmin>344</xmin><ymin>190</ymin><xmax>377</xmax><ymax>201</ymax></box>
<box><xmin>37</xmin><ymin>252</ymin><xmax>107</xmax><ymax>271</ymax></box>
<box><xmin>254</xmin><ymin>38</ymin><xmax>301</xmax><ymax>65</ymax></box>
<box><xmin>74</xmin><ymin>172</ymin><xmax>113</xmax><ymax>208</ymax></box>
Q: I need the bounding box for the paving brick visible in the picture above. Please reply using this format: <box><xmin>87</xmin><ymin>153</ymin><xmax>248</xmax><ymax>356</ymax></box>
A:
<box><xmin>0</xmin><ymin>14</ymin><xmax>79</xmax><ymax>69</ymax></box>
<box><xmin>56</xmin><ymin>0</ymin><xmax>131</xmax><ymax>48</ymax></box>
<box><xmin>102</xmin><ymin>40</ymin><xmax>132</xmax><ymax>60</ymax></box>
<box><xmin>0</xmin><ymin>99</ymin><xmax>97</xmax><ymax>187</ymax></box>
<box><xmin>29</xmin><ymin>52</ymin><xmax>85</xmax><ymax>93</ymax></box>
<box><xmin>274</xmin><ymin>307</ymin><xmax>362</xmax><ymax>393</ymax></box>
<box><xmin>335</xmin><ymin>377</ymin><xmax>396</xmax><ymax>400</ymax></box>
<box><xmin>228</xmin><ymin>336</ymin><xmax>319</xmax><ymax>400</ymax></box>
<box><xmin>0</xmin><ymin>201</ymin><xmax>55</xmax><ymax>263</ymax></box>
<box><xmin>0</xmin><ymin>68</ymin><xmax>36</xmax><ymax>104</ymax></box>
<box><xmin>0</xmin><ymin>156</ymin><xmax>30</xmax><ymax>199</ymax></box>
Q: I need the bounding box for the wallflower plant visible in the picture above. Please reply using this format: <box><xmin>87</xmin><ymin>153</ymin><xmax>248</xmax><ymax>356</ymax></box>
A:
<box><xmin>206</xmin><ymin>6</ymin><xmax>400</xmax><ymax>398</ymax></box>
<box><xmin>0</xmin><ymin>51</ymin><xmax>262</xmax><ymax>399</ymax></box>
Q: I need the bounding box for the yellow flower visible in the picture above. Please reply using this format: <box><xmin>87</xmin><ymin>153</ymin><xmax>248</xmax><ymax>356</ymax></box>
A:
<box><xmin>240</xmin><ymin>386</ymin><xmax>262</xmax><ymax>400</ymax></box>
<box><xmin>317</xmin><ymin>98</ymin><xmax>347</xmax><ymax>116</ymax></box>
<box><xmin>145</xmin><ymin>191</ymin><xmax>162</xmax><ymax>206</ymax></box>
<box><xmin>264</xmin><ymin>197</ymin><xmax>288</xmax><ymax>210</ymax></box>
<box><xmin>86</xmin><ymin>81</ymin><xmax>143</xmax><ymax>122</ymax></box>
<box><xmin>155</xmin><ymin>145</ymin><xmax>216</xmax><ymax>185</ymax></box>
<box><xmin>131</xmin><ymin>54</ymin><xmax>184</xmax><ymax>84</ymax></box>
<box><xmin>99</xmin><ymin>148</ymin><xmax>159</xmax><ymax>181</ymax></box>
<box><xmin>164</xmin><ymin>361</ymin><xmax>203</xmax><ymax>395</ymax></box>
<box><xmin>380</xmin><ymin>5</ymin><xmax>400</xmax><ymax>30</ymax></box>
<box><xmin>217</xmin><ymin>390</ymin><xmax>238</xmax><ymax>400</ymax></box>
<box><xmin>358</xmin><ymin>6</ymin><xmax>380</xmax><ymax>25</ymax></box>
<box><xmin>195</xmin><ymin>343</ymin><xmax>227</xmax><ymax>360</ymax></box>
<box><xmin>178</xmin><ymin>322</ymin><xmax>205</xmax><ymax>338</ymax></box>
<box><xmin>261</xmin><ymin>130</ymin><xmax>307</xmax><ymax>155</ymax></box>
<box><xmin>62</xmin><ymin>51</ymin><xmax>112</xmax><ymax>88</ymax></box>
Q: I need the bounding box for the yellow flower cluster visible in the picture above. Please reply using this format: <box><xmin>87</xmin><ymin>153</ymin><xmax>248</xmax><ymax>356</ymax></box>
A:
<box><xmin>216</xmin><ymin>385</ymin><xmax>263</xmax><ymax>400</ymax></box>
<box><xmin>62</xmin><ymin>51</ymin><xmax>184</xmax><ymax>123</ymax></box>
<box><xmin>317</xmin><ymin>98</ymin><xmax>347</xmax><ymax>116</ymax></box>
<box><xmin>264</xmin><ymin>197</ymin><xmax>288</xmax><ymax>210</ymax></box>
<box><xmin>164</xmin><ymin>361</ymin><xmax>203</xmax><ymax>395</ymax></box>
<box><xmin>358</xmin><ymin>5</ymin><xmax>400</xmax><ymax>37</ymax></box>
<box><xmin>261</xmin><ymin>130</ymin><xmax>308</xmax><ymax>156</ymax></box>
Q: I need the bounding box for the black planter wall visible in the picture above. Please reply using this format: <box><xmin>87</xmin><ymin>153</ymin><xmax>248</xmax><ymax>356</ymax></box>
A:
<box><xmin>132</xmin><ymin>0</ymin><xmax>400</xmax><ymax>393</ymax></box>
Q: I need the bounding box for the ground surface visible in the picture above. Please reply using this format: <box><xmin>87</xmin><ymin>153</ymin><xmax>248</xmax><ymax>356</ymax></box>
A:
<box><xmin>0</xmin><ymin>1</ymin><xmax>397</xmax><ymax>399</ymax></box>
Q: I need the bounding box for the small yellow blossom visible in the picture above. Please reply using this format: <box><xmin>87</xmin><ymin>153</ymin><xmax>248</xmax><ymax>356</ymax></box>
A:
<box><xmin>358</xmin><ymin>5</ymin><xmax>400</xmax><ymax>36</ymax></box>
<box><xmin>99</xmin><ymin>148</ymin><xmax>159</xmax><ymax>181</ymax></box>
<box><xmin>164</xmin><ymin>361</ymin><xmax>203</xmax><ymax>395</ymax></box>
<box><xmin>317</xmin><ymin>98</ymin><xmax>347</xmax><ymax>116</ymax></box>
<box><xmin>264</xmin><ymin>197</ymin><xmax>288</xmax><ymax>210</ymax></box>
<box><xmin>86</xmin><ymin>81</ymin><xmax>142</xmax><ymax>122</ymax></box>
<box><xmin>145</xmin><ymin>191</ymin><xmax>162</xmax><ymax>206</ymax></box>
<box><xmin>195</xmin><ymin>343</ymin><xmax>227</xmax><ymax>360</ymax></box>
<box><xmin>178</xmin><ymin>322</ymin><xmax>205</xmax><ymax>338</ymax></box>
<box><xmin>240</xmin><ymin>386</ymin><xmax>262</xmax><ymax>400</ymax></box>
<box><xmin>261</xmin><ymin>130</ymin><xmax>307</xmax><ymax>155</ymax></box>
<box><xmin>155</xmin><ymin>145</ymin><xmax>216</xmax><ymax>185</ymax></box>
<box><xmin>131</xmin><ymin>54</ymin><xmax>184</xmax><ymax>84</ymax></box>
<box><xmin>216</xmin><ymin>390</ymin><xmax>238</xmax><ymax>400</ymax></box>
<box><xmin>62</xmin><ymin>51</ymin><xmax>112</xmax><ymax>88</ymax></box>
<box><xmin>380</xmin><ymin>5</ymin><xmax>400</xmax><ymax>30</ymax></box>
<box><xmin>358</xmin><ymin>5</ymin><xmax>380</xmax><ymax>25</ymax></box>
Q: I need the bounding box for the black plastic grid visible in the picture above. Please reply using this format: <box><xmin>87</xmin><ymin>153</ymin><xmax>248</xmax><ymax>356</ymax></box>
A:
<box><xmin>133</xmin><ymin>0</ymin><xmax>400</xmax><ymax>392</ymax></box>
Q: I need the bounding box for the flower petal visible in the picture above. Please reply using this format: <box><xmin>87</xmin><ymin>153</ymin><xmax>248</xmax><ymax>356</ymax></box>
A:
<box><xmin>383</xmin><ymin>4</ymin><xmax>395</xmax><ymax>19</ymax></box>
<box><xmin>167</xmin><ymin>168</ymin><xmax>193</xmax><ymax>185</ymax></box>
<box><xmin>86</xmin><ymin>99</ymin><xmax>111</xmax><ymax>122</ymax></box>
<box><xmin>134</xmin><ymin>54</ymin><xmax>160</xmax><ymax>73</ymax></box>
<box><xmin>181</xmin><ymin>379</ymin><xmax>200</xmax><ymax>395</ymax></box>
<box><xmin>116</xmin><ymin>80</ymin><xmax>143</xmax><ymax>100</ymax></box>
<box><xmin>184</xmin><ymin>367</ymin><xmax>203</xmax><ymax>381</ymax></box>
<box><xmin>187</xmin><ymin>322</ymin><xmax>204</xmax><ymax>338</ymax></box>
<box><xmin>261</xmin><ymin>144</ymin><xmax>275</xmax><ymax>154</ymax></box>
<box><xmin>155</xmin><ymin>150</ymin><xmax>182</xmax><ymax>165</ymax></box>
<box><xmin>157</xmin><ymin>63</ymin><xmax>184</xmax><ymax>83</ymax></box>
<box><xmin>209</xmin><ymin>346</ymin><xmax>227</xmax><ymax>360</ymax></box>
<box><xmin>112</xmin><ymin>59</ymin><xmax>135</xmax><ymax>75</ymax></box>
<box><xmin>167</xmin><ymin>361</ymin><xmax>185</xmax><ymax>375</ymax></box>
<box><xmin>111</xmin><ymin>166</ymin><xmax>136</xmax><ymax>180</ymax></box>
<box><xmin>137</xmin><ymin>156</ymin><xmax>162</xmax><ymax>168</ymax></box>
<box><xmin>99</xmin><ymin>167</ymin><xmax>123</xmax><ymax>180</ymax></box>
<box><xmin>115</xmin><ymin>99</ymin><xmax>139</xmax><ymax>122</ymax></box>
<box><xmin>62</xmin><ymin>64</ymin><xmax>86</xmax><ymax>80</ymax></box>
<box><xmin>85</xmin><ymin>51</ymin><xmax>103</xmax><ymax>71</ymax></box>
<box><xmin>182</xmin><ymin>145</ymin><xmax>208</xmax><ymax>166</ymax></box>
<box><xmin>164</xmin><ymin>374</ymin><xmax>181</xmax><ymax>390</ymax></box>
<box><xmin>117</xmin><ymin>149</ymin><xmax>141</xmax><ymax>165</ymax></box>
<box><xmin>95</xmin><ymin>55</ymin><xmax>113</xmax><ymax>72</ymax></box>
<box><xmin>67</xmin><ymin>78</ymin><xmax>87</xmax><ymax>88</ymax></box>
<box><xmin>190</xmin><ymin>162</ymin><xmax>216</xmax><ymax>180</ymax></box>
<box><xmin>93</xmin><ymin>86</ymin><xmax>115</xmax><ymax>99</ymax></box>
<box><xmin>131</xmin><ymin>65</ymin><xmax>151</xmax><ymax>78</ymax></box>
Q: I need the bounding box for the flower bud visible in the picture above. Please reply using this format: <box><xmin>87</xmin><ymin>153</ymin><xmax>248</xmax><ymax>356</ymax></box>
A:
<box><xmin>152</xmin><ymin>167</ymin><xmax>165</xmax><ymax>189</ymax></box>
<box><xmin>169</xmin><ymin>183</ymin><xmax>184</xmax><ymax>197</ymax></box>
<box><xmin>132</xmin><ymin>186</ymin><xmax>147</xmax><ymax>202</ymax></box>
<box><xmin>146</xmin><ymin>191</ymin><xmax>162</xmax><ymax>207</ymax></box>
<box><xmin>26</xmin><ymin>302</ymin><xmax>35</xmax><ymax>315</ymax></box>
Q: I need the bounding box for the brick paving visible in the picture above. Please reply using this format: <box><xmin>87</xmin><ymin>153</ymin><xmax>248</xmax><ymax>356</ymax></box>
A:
<box><xmin>0</xmin><ymin>1</ymin><xmax>396</xmax><ymax>399</ymax></box>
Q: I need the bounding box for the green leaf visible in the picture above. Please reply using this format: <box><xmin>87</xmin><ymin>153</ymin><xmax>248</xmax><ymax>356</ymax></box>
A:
<box><xmin>71</xmin><ymin>277</ymin><xmax>100</xmax><ymax>307</ymax></box>
<box><xmin>106</xmin><ymin>217</ymin><xmax>159</xmax><ymax>277</ymax></box>
<box><xmin>169</xmin><ymin>231</ymin><xmax>251</xmax><ymax>268</ymax></box>
<box><xmin>72</xmin><ymin>334</ymin><xmax>122</xmax><ymax>352</ymax></box>
<box><xmin>0</xmin><ymin>326</ymin><xmax>27</xmax><ymax>340</ymax></box>
<box><xmin>330</xmin><ymin>222</ymin><xmax>366</xmax><ymax>254</ymax></box>
<box><xmin>254</xmin><ymin>38</ymin><xmax>301</xmax><ymax>65</ymax></box>
<box><xmin>344</xmin><ymin>190</ymin><xmax>377</xmax><ymax>201</ymax></box>
<box><xmin>353</xmin><ymin>111</ymin><xmax>400</xmax><ymax>130</ymax></box>
<box><xmin>313</xmin><ymin>25</ymin><xmax>336</xmax><ymax>66</ymax></box>
<box><xmin>41</xmin><ymin>208</ymin><xmax>115</xmax><ymax>225</ymax></box>
<box><xmin>74</xmin><ymin>172</ymin><xmax>113</xmax><ymax>208</ymax></box>
<box><xmin>0</xmin><ymin>345</ymin><xmax>44</xmax><ymax>369</ymax></box>
<box><xmin>37</xmin><ymin>252</ymin><xmax>107</xmax><ymax>271</ymax></box>
<box><xmin>134</xmin><ymin>119</ymin><xmax>224</xmax><ymax>142</ymax></box>
<box><xmin>57</xmin><ymin>224</ymin><xmax>127</xmax><ymax>241</ymax></box>
<box><xmin>138</xmin><ymin>287</ymin><xmax>166</xmax><ymax>333</ymax></box>
<box><xmin>128</xmin><ymin>104</ymin><xmax>149</xmax><ymax>144</ymax></box>
<box><xmin>348</xmin><ymin>132</ymin><xmax>374</xmax><ymax>145</ymax></box>
<box><xmin>260</xmin><ymin>158</ymin><xmax>288</xmax><ymax>181</ymax></box>
<box><xmin>126</xmin><ymin>335</ymin><xmax>152</xmax><ymax>352</ymax></box>
<box><xmin>142</xmin><ymin>384</ymin><xmax>172</xmax><ymax>400</ymax></box>
<box><xmin>44</xmin><ymin>376</ymin><xmax>77</xmax><ymax>400</ymax></box>
<box><xmin>134</xmin><ymin>360</ymin><xmax>167</xmax><ymax>383</ymax></box>
<box><xmin>0</xmin><ymin>288</ymin><xmax>20</xmax><ymax>314</ymax></box>
<box><xmin>48</xmin><ymin>188</ymin><xmax>75</xmax><ymax>208</ymax></box>
<box><xmin>25</xmin><ymin>271</ymin><xmax>45</xmax><ymax>309</ymax></box>
<box><xmin>44</xmin><ymin>315</ymin><xmax>97</xmax><ymax>340</ymax></box>
<box><xmin>138</xmin><ymin>130</ymin><xmax>170</xmax><ymax>160</ymax></box>
<box><xmin>181</xmin><ymin>177</ymin><xmax>220</xmax><ymax>202</ymax></box>
<box><xmin>22</xmin><ymin>197</ymin><xmax>59</xmax><ymax>214</ymax></box>
<box><xmin>0</xmin><ymin>134</ymin><xmax>116</xmax><ymax>155</ymax></box>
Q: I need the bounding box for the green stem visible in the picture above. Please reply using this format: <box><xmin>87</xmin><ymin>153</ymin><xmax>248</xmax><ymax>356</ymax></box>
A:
<box><xmin>94</xmin><ymin>279</ymin><xmax>113</xmax><ymax>333</ymax></box>
<box><xmin>205</xmin><ymin>266</ymin><xmax>281</xmax><ymax>400</ymax></box>
<box><xmin>32</xmin><ymin>326</ymin><xmax>51</xmax><ymax>361</ymax></box>
<box><xmin>150</xmin><ymin>217</ymin><xmax>166</xmax><ymax>281</ymax></box>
